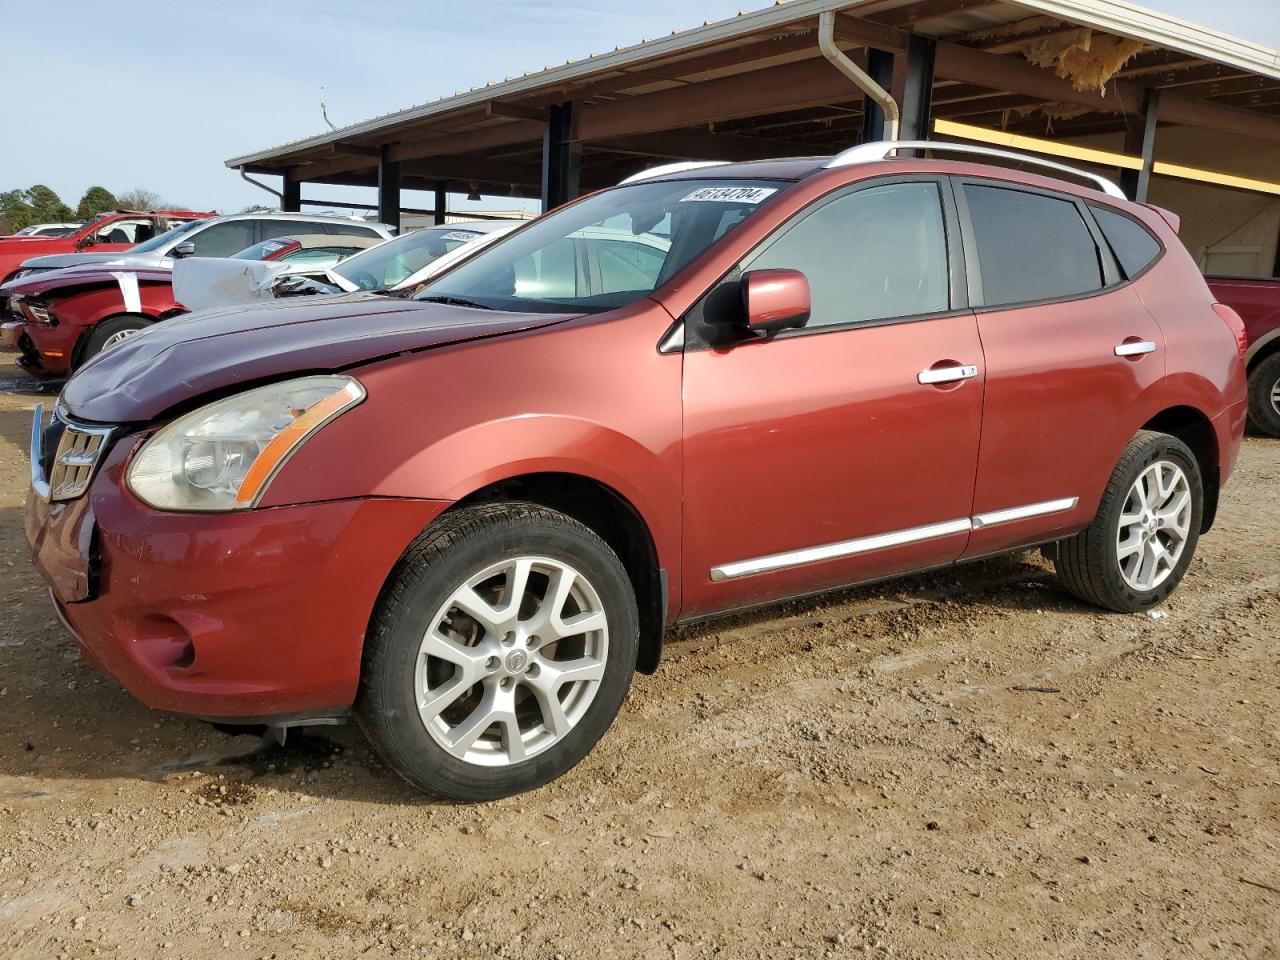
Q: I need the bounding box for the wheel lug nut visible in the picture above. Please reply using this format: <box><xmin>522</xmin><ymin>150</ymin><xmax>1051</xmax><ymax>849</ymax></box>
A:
<box><xmin>501</xmin><ymin>632</ymin><xmax>515</xmax><ymax>646</ymax></box>
<box><xmin>526</xmin><ymin>663</ymin><xmax>540</xmax><ymax>677</ymax></box>
<box><xmin>499</xmin><ymin>677</ymin><xmax>514</xmax><ymax>690</ymax></box>
<box><xmin>485</xmin><ymin>656</ymin><xmax>499</xmax><ymax>671</ymax></box>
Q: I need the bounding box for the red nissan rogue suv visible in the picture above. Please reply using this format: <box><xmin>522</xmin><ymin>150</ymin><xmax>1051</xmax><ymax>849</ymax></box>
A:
<box><xmin>26</xmin><ymin>143</ymin><xmax>1248</xmax><ymax>801</ymax></box>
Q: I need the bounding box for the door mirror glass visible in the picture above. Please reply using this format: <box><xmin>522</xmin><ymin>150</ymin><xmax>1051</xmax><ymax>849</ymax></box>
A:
<box><xmin>741</xmin><ymin>269</ymin><xmax>810</xmax><ymax>334</ymax></box>
<box><xmin>172</xmin><ymin>241</ymin><xmax>197</xmax><ymax>258</ymax></box>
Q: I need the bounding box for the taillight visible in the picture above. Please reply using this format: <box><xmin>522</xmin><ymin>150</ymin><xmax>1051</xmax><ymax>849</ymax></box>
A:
<box><xmin>1212</xmin><ymin>303</ymin><xmax>1248</xmax><ymax>360</ymax></box>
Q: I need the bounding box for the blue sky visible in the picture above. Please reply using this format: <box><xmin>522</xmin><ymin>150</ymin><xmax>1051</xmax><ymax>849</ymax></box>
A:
<box><xmin>6</xmin><ymin>0</ymin><xmax>1278</xmax><ymax>216</ymax></box>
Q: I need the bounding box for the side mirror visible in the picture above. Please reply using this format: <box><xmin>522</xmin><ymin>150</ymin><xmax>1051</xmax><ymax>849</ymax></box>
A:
<box><xmin>77</xmin><ymin>235</ymin><xmax>96</xmax><ymax>249</ymax></box>
<box><xmin>741</xmin><ymin>268</ymin><xmax>810</xmax><ymax>335</ymax></box>
<box><xmin>172</xmin><ymin>241</ymin><xmax>196</xmax><ymax>258</ymax></box>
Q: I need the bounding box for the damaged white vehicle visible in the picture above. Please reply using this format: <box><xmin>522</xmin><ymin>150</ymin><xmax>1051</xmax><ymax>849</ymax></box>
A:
<box><xmin>173</xmin><ymin>220</ymin><xmax>522</xmax><ymax>311</ymax></box>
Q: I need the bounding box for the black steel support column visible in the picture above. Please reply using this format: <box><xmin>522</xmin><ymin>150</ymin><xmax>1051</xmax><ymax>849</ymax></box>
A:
<box><xmin>378</xmin><ymin>145</ymin><xmax>402</xmax><ymax>231</ymax></box>
<box><xmin>541</xmin><ymin>102</ymin><xmax>580</xmax><ymax>212</ymax></box>
<box><xmin>898</xmin><ymin>34</ymin><xmax>936</xmax><ymax>142</ymax></box>
<box><xmin>281</xmin><ymin>177</ymin><xmax>301</xmax><ymax>212</ymax></box>
<box><xmin>861</xmin><ymin>49</ymin><xmax>895</xmax><ymax>144</ymax></box>
<box><xmin>434</xmin><ymin>184</ymin><xmax>447</xmax><ymax>225</ymax></box>
<box><xmin>1121</xmin><ymin>88</ymin><xmax>1160</xmax><ymax>203</ymax></box>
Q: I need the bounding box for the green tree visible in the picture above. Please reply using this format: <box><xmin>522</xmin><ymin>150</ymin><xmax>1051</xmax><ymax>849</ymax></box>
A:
<box><xmin>0</xmin><ymin>189</ymin><xmax>31</xmax><ymax>233</ymax></box>
<box><xmin>77</xmin><ymin>185</ymin><xmax>118</xmax><ymax>220</ymax></box>
<box><xmin>25</xmin><ymin>185</ymin><xmax>75</xmax><ymax>224</ymax></box>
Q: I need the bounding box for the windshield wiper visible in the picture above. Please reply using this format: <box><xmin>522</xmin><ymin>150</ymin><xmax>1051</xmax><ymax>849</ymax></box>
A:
<box><xmin>416</xmin><ymin>295</ymin><xmax>494</xmax><ymax>310</ymax></box>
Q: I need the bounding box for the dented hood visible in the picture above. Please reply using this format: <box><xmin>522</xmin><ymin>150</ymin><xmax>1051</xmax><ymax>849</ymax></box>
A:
<box><xmin>60</xmin><ymin>293</ymin><xmax>576</xmax><ymax>423</ymax></box>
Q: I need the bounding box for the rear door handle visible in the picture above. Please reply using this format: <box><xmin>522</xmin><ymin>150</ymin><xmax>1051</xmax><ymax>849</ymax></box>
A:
<box><xmin>918</xmin><ymin>364</ymin><xmax>978</xmax><ymax>385</ymax></box>
<box><xmin>1114</xmin><ymin>340</ymin><xmax>1157</xmax><ymax>357</ymax></box>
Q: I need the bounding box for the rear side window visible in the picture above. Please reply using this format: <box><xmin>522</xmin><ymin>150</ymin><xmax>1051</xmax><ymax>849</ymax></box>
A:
<box><xmin>744</xmin><ymin>181</ymin><xmax>950</xmax><ymax>328</ymax></box>
<box><xmin>1093</xmin><ymin>206</ymin><xmax>1162</xmax><ymax>279</ymax></box>
<box><xmin>963</xmin><ymin>184</ymin><xmax>1103</xmax><ymax>307</ymax></box>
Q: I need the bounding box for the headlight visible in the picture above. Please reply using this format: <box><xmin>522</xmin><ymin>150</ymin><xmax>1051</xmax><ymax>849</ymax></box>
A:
<box><xmin>127</xmin><ymin>375</ymin><xmax>365</xmax><ymax>512</ymax></box>
<box><xmin>21</xmin><ymin>300</ymin><xmax>52</xmax><ymax>324</ymax></box>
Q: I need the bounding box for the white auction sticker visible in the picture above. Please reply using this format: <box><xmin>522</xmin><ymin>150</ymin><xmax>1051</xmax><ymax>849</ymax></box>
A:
<box><xmin>442</xmin><ymin>231</ymin><xmax>478</xmax><ymax>241</ymax></box>
<box><xmin>678</xmin><ymin>186</ymin><xmax>777</xmax><ymax>204</ymax></box>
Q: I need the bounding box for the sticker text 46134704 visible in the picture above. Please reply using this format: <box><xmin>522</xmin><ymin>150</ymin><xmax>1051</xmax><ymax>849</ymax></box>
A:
<box><xmin>679</xmin><ymin>186</ymin><xmax>777</xmax><ymax>205</ymax></box>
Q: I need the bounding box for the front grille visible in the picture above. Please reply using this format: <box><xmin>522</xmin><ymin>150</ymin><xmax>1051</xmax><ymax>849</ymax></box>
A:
<box><xmin>47</xmin><ymin>410</ymin><xmax>114</xmax><ymax>502</ymax></box>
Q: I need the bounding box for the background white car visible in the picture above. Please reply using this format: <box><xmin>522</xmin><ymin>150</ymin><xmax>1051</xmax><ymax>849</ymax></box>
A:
<box><xmin>173</xmin><ymin>220</ymin><xmax>522</xmax><ymax>311</ymax></box>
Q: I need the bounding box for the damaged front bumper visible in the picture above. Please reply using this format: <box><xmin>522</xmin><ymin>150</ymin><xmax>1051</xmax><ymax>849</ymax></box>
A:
<box><xmin>25</xmin><ymin>404</ymin><xmax>451</xmax><ymax>721</ymax></box>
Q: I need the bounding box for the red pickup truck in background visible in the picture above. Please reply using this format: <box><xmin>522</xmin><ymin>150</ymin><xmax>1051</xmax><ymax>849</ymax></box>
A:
<box><xmin>0</xmin><ymin>209</ymin><xmax>213</xmax><ymax>285</ymax></box>
<box><xmin>1207</xmin><ymin>276</ymin><xmax>1280</xmax><ymax>437</ymax></box>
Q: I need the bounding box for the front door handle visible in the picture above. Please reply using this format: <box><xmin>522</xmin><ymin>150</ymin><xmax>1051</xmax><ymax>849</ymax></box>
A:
<box><xmin>918</xmin><ymin>363</ymin><xmax>978</xmax><ymax>385</ymax></box>
<box><xmin>1114</xmin><ymin>340</ymin><xmax>1157</xmax><ymax>357</ymax></box>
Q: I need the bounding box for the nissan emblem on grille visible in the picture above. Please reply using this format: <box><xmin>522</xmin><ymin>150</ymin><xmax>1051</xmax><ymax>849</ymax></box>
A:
<box><xmin>30</xmin><ymin>404</ymin><xmax>115</xmax><ymax>503</ymax></box>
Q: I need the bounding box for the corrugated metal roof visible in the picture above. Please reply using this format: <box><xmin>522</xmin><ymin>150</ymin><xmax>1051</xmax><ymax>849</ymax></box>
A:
<box><xmin>226</xmin><ymin>0</ymin><xmax>1280</xmax><ymax>169</ymax></box>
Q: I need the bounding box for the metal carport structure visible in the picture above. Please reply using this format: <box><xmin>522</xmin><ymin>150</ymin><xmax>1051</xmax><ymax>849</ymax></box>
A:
<box><xmin>226</xmin><ymin>0</ymin><xmax>1280</xmax><ymax>268</ymax></box>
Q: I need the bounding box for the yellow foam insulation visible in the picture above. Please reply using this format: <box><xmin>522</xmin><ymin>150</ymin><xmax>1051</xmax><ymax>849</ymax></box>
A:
<box><xmin>1023</xmin><ymin>29</ymin><xmax>1149</xmax><ymax>95</ymax></box>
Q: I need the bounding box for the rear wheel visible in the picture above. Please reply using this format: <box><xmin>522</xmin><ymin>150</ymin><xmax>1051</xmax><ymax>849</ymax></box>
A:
<box><xmin>357</xmin><ymin>502</ymin><xmax>638</xmax><ymax>801</ymax></box>
<box><xmin>79</xmin><ymin>315</ymin><xmax>150</xmax><ymax>367</ymax></box>
<box><xmin>1247</xmin><ymin>352</ymin><xmax>1280</xmax><ymax>438</ymax></box>
<box><xmin>1054</xmin><ymin>431</ymin><xmax>1202</xmax><ymax>612</ymax></box>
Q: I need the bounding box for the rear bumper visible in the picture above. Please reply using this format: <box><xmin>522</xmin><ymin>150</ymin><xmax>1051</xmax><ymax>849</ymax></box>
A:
<box><xmin>26</xmin><ymin>435</ymin><xmax>449</xmax><ymax>719</ymax></box>
<box><xmin>1213</xmin><ymin>397</ymin><xmax>1248</xmax><ymax>486</ymax></box>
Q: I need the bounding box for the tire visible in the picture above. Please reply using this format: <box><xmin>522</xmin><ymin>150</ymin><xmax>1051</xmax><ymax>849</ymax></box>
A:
<box><xmin>357</xmin><ymin>502</ymin><xmax>639</xmax><ymax>801</ymax></box>
<box><xmin>1054</xmin><ymin>430</ymin><xmax>1203</xmax><ymax>613</ymax></box>
<box><xmin>1247</xmin><ymin>352</ymin><xmax>1280</xmax><ymax>438</ymax></box>
<box><xmin>79</xmin><ymin>315</ymin><xmax>151</xmax><ymax>368</ymax></box>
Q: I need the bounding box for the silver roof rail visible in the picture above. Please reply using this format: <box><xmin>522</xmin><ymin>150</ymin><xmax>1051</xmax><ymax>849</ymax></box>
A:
<box><xmin>824</xmin><ymin>140</ymin><xmax>1127</xmax><ymax>200</ymax></box>
<box><xmin>620</xmin><ymin>160</ymin><xmax>730</xmax><ymax>184</ymax></box>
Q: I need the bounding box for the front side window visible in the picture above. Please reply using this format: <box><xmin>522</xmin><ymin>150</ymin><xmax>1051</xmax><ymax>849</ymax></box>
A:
<box><xmin>334</xmin><ymin>227</ymin><xmax>480</xmax><ymax>291</ymax></box>
<box><xmin>419</xmin><ymin>179</ymin><xmax>786</xmax><ymax>313</ymax></box>
<box><xmin>186</xmin><ymin>220</ymin><xmax>257</xmax><ymax>257</ymax></box>
<box><xmin>742</xmin><ymin>181</ymin><xmax>950</xmax><ymax>328</ymax></box>
<box><xmin>963</xmin><ymin>184</ymin><xmax>1103</xmax><ymax>307</ymax></box>
<box><xmin>93</xmin><ymin>218</ymin><xmax>153</xmax><ymax>245</ymax></box>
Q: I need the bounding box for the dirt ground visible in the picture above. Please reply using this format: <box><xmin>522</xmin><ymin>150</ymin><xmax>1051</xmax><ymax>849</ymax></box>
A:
<box><xmin>0</xmin><ymin>362</ymin><xmax>1277</xmax><ymax>960</ymax></box>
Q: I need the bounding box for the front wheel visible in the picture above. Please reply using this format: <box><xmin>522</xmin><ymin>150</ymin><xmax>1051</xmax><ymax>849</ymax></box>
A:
<box><xmin>79</xmin><ymin>315</ymin><xmax>150</xmax><ymax>367</ymax></box>
<box><xmin>1053</xmin><ymin>431</ymin><xmax>1202</xmax><ymax>612</ymax></box>
<box><xmin>357</xmin><ymin>502</ymin><xmax>638</xmax><ymax>801</ymax></box>
<box><xmin>1247</xmin><ymin>353</ymin><xmax>1280</xmax><ymax>438</ymax></box>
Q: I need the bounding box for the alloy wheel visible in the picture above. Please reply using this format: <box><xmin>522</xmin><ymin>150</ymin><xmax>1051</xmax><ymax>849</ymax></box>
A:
<box><xmin>414</xmin><ymin>556</ymin><xmax>609</xmax><ymax>767</ymax></box>
<box><xmin>1270</xmin><ymin>375</ymin><xmax>1280</xmax><ymax>417</ymax></box>
<box><xmin>1115</xmin><ymin>459</ymin><xmax>1192</xmax><ymax>592</ymax></box>
<box><xmin>102</xmin><ymin>329</ymin><xmax>141</xmax><ymax>350</ymax></box>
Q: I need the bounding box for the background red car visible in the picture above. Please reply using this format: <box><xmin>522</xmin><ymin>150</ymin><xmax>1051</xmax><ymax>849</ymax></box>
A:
<box><xmin>1206</xmin><ymin>276</ymin><xmax>1280</xmax><ymax>437</ymax></box>
<box><xmin>2</xmin><ymin>233</ymin><xmax>377</xmax><ymax>376</ymax></box>
<box><xmin>0</xmin><ymin>209</ymin><xmax>212</xmax><ymax>286</ymax></box>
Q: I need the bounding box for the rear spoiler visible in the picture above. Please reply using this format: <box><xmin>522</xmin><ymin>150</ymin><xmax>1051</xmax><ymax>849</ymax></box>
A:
<box><xmin>1141</xmin><ymin>203</ymin><xmax>1180</xmax><ymax>234</ymax></box>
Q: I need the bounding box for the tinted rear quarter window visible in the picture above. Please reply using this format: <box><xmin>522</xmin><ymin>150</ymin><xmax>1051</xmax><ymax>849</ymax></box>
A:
<box><xmin>327</xmin><ymin>222</ymin><xmax>383</xmax><ymax>238</ymax></box>
<box><xmin>963</xmin><ymin>184</ymin><xmax>1103</xmax><ymax>307</ymax></box>
<box><xmin>1092</xmin><ymin>206</ymin><xmax>1162</xmax><ymax>279</ymax></box>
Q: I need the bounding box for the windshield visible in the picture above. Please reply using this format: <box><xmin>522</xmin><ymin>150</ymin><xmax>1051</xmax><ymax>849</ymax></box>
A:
<box><xmin>333</xmin><ymin>226</ymin><xmax>482</xmax><ymax>291</ymax></box>
<box><xmin>416</xmin><ymin>179</ymin><xmax>785</xmax><ymax>313</ymax></box>
<box><xmin>129</xmin><ymin>218</ymin><xmax>208</xmax><ymax>254</ymax></box>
